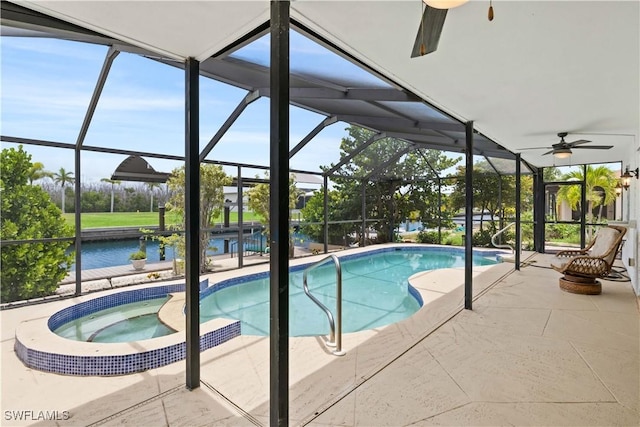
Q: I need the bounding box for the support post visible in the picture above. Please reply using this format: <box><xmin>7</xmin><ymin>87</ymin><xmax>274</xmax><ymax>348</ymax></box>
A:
<box><xmin>74</xmin><ymin>149</ymin><xmax>81</xmax><ymax>295</ymax></box>
<box><xmin>361</xmin><ymin>182</ymin><xmax>366</xmax><ymax>247</ymax></box>
<box><xmin>497</xmin><ymin>176</ymin><xmax>503</xmax><ymax>241</ymax></box>
<box><xmin>515</xmin><ymin>154</ymin><xmax>521</xmax><ymax>270</ymax></box>
<box><xmin>185</xmin><ymin>57</ymin><xmax>200</xmax><ymax>390</ymax></box>
<box><xmin>159</xmin><ymin>205</ymin><xmax>166</xmax><ymax>261</ymax></box>
<box><xmin>464</xmin><ymin>121</ymin><xmax>474</xmax><ymax>310</ymax></box>
<box><xmin>224</xmin><ymin>206</ymin><xmax>230</xmax><ymax>228</ymax></box>
<box><xmin>580</xmin><ymin>164</ymin><xmax>587</xmax><ymax>248</ymax></box>
<box><xmin>437</xmin><ymin>177</ymin><xmax>442</xmax><ymax>244</ymax></box>
<box><xmin>323</xmin><ymin>175</ymin><xmax>329</xmax><ymax>253</ymax></box>
<box><xmin>270</xmin><ymin>3</ymin><xmax>290</xmax><ymax>426</ymax></box>
<box><xmin>533</xmin><ymin>168</ymin><xmax>545</xmax><ymax>252</ymax></box>
<box><xmin>237</xmin><ymin>165</ymin><xmax>244</xmax><ymax>268</ymax></box>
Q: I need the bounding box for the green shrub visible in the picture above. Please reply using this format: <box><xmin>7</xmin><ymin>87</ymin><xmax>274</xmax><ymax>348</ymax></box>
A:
<box><xmin>1</xmin><ymin>146</ymin><xmax>74</xmax><ymax>303</ymax></box>
<box><xmin>473</xmin><ymin>229</ymin><xmax>494</xmax><ymax>247</ymax></box>
<box><xmin>546</xmin><ymin>223</ymin><xmax>580</xmax><ymax>243</ymax></box>
<box><xmin>129</xmin><ymin>250</ymin><xmax>147</xmax><ymax>260</ymax></box>
<box><xmin>443</xmin><ymin>233</ymin><xmax>463</xmax><ymax>246</ymax></box>
<box><xmin>416</xmin><ymin>230</ymin><xmax>440</xmax><ymax>244</ymax></box>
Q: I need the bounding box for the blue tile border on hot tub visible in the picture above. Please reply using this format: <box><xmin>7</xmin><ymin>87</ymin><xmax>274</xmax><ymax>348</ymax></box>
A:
<box><xmin>15</xmin><ymin>279</ymin><xmax>244</xmax><ymax>376</ymax></box>
<box><xmin>16</xmin><ymin>321</ymin><xmax>240</xmax><ymax>376</ymax></box>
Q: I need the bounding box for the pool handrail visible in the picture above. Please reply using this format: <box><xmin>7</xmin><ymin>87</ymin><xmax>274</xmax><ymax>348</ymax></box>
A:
<box><xmin>302</xmin><ymin>254</ymin><xmax>345</xmax><ymax>356</ymax></box>
<box><xmin>491</xmin><ymin>222</ymin><xmax>516</xmax><ymax>254</ymax></box>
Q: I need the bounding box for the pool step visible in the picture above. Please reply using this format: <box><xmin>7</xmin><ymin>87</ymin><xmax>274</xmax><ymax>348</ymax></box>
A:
<box><xmin>158</xmin><ymin>293</ymin><xmax>185</xmax><ymax>332</ymax></box>
<box><xmin>497</xmin><ymin>253</ymin><xmax>516</xmax><ymax>263</ymax></box>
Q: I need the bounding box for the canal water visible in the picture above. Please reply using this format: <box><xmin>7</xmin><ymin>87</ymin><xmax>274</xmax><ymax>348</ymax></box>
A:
<box><xmin>70</xmin><ymin>237</ymin><xmax>262</xmax><ymax>271</ymax></box>
<box><xmin>69</xmin><ymin>231</ymin><xmax>317</xmax><ymax>271</ymax></box>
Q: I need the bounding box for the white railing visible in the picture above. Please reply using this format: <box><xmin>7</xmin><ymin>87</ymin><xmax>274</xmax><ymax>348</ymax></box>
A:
<box><xmin>302</xmin><ymin>254</ymin><xmax>345</xmax><ymax>356</ymax></box>
<box><xmin>491</xmin><ymin>222</ymin><xmax>516</xmax><ymax>254</ymax></box>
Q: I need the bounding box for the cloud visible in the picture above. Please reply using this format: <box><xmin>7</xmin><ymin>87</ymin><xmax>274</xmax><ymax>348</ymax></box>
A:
<box><xmin>1</xmin><ymin>34</ymin><xmax>350</xmax><ymax>183</ymax></box>
<box><xmin>97</xmin><ymin>91</ymin><xmax>183</xmax><ymax>111</ymax></box>
<box><xmin>2</xmin><ymin>37</ymin><xmax>106</xmax><ymax>62</ymax></box>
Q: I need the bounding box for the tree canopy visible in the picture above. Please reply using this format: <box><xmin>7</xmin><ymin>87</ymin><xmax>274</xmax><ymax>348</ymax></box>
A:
<box><xmin>246</xmin><ymin>172</ymin><xmax>301</xmax><ymax>256</ymax></box>
<box><xmin>448</xmin><ymin>159</ymin><xmax>533</xmax><ymax>232</ymax></box>
<box><xmin>318</xmin><ymin>126</ymin><xmax>460</xmax><ymax>243</ymax></box>
<box><xmin>300</xmin><ymin>187</ymin><xmax>349</xmax><ymax>244</ymax></box>
<box><xmin>165</xmin><ymin>164</ymin><xmax>231</xmax><ymax>272</ymax></box>
<box><xmin>28</xmin><ymin>161</ymin><xmax>52</xmax><ymax>185</ymax></box>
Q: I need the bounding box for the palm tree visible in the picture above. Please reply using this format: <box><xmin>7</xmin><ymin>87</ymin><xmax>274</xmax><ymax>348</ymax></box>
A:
<box><xmin>53</xmin><ymin>167</ymin><xmax>74</xmax><ymax>213</ymax></box>
<box><xmin>100</xmin><ymin>178</ymin><xmax>121</xmax><ymax>213</ymax></box>
<box><xmin>556</xmin><ymin>165</ymin><xmax>618</xmax><ymax>238</ymax></box>
<box><xmin>146</xmin><ymin>182</ymin><xmax>159</xmax><ymax>212</ymax></box>
<box><xmin>27</xmin><ymin>162</ymin><xmax>52</xmax><ymax>185</ymax></box>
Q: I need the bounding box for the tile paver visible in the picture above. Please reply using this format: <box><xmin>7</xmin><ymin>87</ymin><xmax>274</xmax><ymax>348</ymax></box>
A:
<box><xmin>1</xmin><ymin>250</ymin><xmax>638</xmax><ymax>426</ymax></box>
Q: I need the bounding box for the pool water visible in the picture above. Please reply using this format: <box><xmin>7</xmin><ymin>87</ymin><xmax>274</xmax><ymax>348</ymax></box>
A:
<box><xmin>52</xmin><ymin>247</ymin><xmax>499</xmax><ymax>342</ymax></box>
<box><xmin>53</xmin><ymin>297</ymin><xmax>174</xmax><ymax>342</ymax></box>
<box><xmin>199</xmin><ymin>248</ymin><xmax>498</xmax><ymax>336</ymax></box>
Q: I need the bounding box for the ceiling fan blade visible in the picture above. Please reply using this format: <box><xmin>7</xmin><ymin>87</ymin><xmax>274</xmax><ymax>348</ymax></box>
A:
<box><xmin>566</xmin><ymin>139</ymin><xmax>591</xmax><ymax>147</ymax></box>
<box><xmin>518</xmin><ymin>147</ymin><xmax>550</xmax><ymax>151</ymax></box>
<box><xmin>571</xmin><ymin>145</ymin><xmax>614</xmax><ymax>150</ymax></box>
<box><xmin>411</xmin><ymin>5</ymin><xmax>448</xmax><ymax>57</ymax></box>
<box><xmin>541</xmin><ymin>149</ymin><xmax>556</xmax><ymax>156</ymax></box>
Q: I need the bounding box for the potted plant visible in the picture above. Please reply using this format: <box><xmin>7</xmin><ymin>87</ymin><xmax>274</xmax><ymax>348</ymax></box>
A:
<box><xmin>129</xmin><ymin>250</ymin><xmax>147</xmax><ymax>271</ymax></box>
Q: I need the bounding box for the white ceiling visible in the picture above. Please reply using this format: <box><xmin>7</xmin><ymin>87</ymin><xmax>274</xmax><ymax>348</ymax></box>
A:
<box><xmin>17</xmin><ymin>0</ymin><xmax>640</xmax><ymax>169</ymax></box>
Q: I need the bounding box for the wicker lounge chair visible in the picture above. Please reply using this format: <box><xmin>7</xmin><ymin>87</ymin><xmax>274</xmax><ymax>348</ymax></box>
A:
<box><xmin>551</xmin><ymin>225</ymin><xmax>626</xmax><ymax>295</ymax></box>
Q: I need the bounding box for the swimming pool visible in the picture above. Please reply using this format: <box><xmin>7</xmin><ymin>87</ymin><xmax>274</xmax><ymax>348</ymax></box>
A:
<box><xmin>17</xmin><ymin>245</ymin><xmax>502</xmax><ymax>375</ymax></box>
<box><xmin>51</xmin><ymin>246</ymin><xmax>499</xmax><ymax>342</ymax></box>
<box><xmin>200</xmin><ymin>246</ymin><xmax>499</xmax><ymax>336</ymax></box>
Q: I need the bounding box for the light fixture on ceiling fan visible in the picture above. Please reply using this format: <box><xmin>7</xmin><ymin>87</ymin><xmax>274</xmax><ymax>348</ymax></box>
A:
<box><xmin>423</xmin><ymin>0</ymin><xmax>469</xmax><ymax>9</ymax></box>
<box><xmin>552</xmin><ymin>147</ymin><xmax>572</xmax><ymax>159</ymax></box>
<box><xmin>412</xmin><ymin>0</ymin><xmax>494</xmax><ymax>57</ymax></box>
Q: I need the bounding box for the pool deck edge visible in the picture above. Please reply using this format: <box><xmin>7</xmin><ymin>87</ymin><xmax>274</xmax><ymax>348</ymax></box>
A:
<box><xmin>158</xmin><ymin>293</ymin><xmax>186</xmax><ymax>332</ymax></box>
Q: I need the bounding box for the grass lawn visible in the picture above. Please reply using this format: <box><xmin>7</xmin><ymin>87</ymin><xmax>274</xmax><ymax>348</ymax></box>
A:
<box><xmin>63</xmin><ymin>211</ymin><xmax>262</xmax><ymax>229</ymax></box>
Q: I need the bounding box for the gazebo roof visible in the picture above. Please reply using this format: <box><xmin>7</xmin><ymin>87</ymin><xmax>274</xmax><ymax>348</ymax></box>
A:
<box><xmin>111</xmin><ymin>155</ymin><xmax>170</xmax><ymax>183</ymax></box>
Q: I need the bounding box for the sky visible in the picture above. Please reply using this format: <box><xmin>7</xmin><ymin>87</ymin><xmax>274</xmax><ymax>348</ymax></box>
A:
<box><xmin>0</xmin><ymin>31</ymin><xmax>358</xmax><ymax>184</ymax></box>
<box><xmin>1</xmin><ymin>29</ymin><xmax>589</xmax><ymax>185</ymax></box>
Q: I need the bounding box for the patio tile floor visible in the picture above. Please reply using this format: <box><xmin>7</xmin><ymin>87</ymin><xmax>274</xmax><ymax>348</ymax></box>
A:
<box><xmin>1</xmin><ymin>251</ymin><xmax>638</xmax><ymax>426</ymax></box>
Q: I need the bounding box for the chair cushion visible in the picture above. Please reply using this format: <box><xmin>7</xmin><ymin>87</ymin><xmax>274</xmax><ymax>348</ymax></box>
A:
<box><xmin>551</xmin><ymin>256</ymin><xmax>569</xmax><ymax>270</ymax></box>
<box><xmin>589</xmin><ymin>227</ymin><xmax>620</xmax><ymax>259</ymax></box>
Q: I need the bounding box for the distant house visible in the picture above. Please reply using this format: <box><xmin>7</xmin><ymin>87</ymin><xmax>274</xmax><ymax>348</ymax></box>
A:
<box><xmin>223</xmin><ymin>173</ymin><xmax>322</xmax><ymax>213</ymax></box>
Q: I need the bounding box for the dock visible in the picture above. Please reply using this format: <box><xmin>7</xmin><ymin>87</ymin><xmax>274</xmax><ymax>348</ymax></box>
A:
<box><xmin>59</xmin><ymin>260</ymin><xmax>176</xmax><ymax>285</ymax></box>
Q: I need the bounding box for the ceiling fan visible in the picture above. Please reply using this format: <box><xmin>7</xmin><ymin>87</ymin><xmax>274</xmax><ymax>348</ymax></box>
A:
<box><xmin>519</xmin><ymin>132</ymin><xmax>614</xmax><ymax>159</ymax></box>
<box><xmin>411</xmin><ymin>0</ymin><xmax>494</xmax><ymax>57</ymax></box>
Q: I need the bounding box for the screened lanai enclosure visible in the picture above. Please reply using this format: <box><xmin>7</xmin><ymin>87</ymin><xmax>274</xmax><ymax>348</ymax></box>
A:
<box><xmin>1</xmin><ymin>1</ymin><xmax>638</xmax><ymax>426</ymax></box>
<box><xmin>2</xmin><ymin>1</ymin><xmax>627</xmax><ymax>284</ymax></box>
<box><xmin>1</xmin><ymin>2</ymin><xmax>527</xmax><ymax>282</ymax></box>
